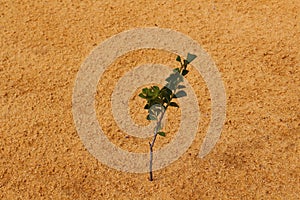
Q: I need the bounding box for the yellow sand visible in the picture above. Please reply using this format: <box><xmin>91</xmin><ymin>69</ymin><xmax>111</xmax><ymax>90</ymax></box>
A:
<box><xmin>1</xmin><ymin>1</ymin><xmax>299</xmax><ymax>199</ymax></box>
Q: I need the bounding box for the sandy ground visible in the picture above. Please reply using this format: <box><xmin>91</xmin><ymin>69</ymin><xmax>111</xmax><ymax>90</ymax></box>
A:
<box><xmin>1</xmin><ymin>0</ymin><xmax>299</xmax><ymax>199</ymax></box>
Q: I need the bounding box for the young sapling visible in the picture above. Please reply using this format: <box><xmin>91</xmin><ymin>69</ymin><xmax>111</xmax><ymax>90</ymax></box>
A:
<box><xmin>138</xmin><ymin>53</ymin><xmax>197</xmax><ymax>181</ymax></box>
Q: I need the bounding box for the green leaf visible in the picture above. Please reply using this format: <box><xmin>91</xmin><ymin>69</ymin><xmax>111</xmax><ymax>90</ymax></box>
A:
<box><xmin>152</xmin><ymin>98</ymin><xmax>163</xmax><ymax>106</ymax></box>
<box><xmin>152</xmin><ymin>86</ymin><xmax>159</xmax><ymax>91</ymax></box>
<box><xmin>152</xmin><ymin>86</ymin><xmax>160</xmax><ymax>97</ymax></box>
<box><xmin>139</xmin><ymin>93</ymin><xmax>147</xmax><ymax>99</ymax></box>
<box><xmin>173</xmin><ymin>68</ymin><xmax>180</xmax><ymax>73</ymax></box>
<box><xmin>163</xmin><ymin>94</ymin><xmax>171</xmax><ymax>104</ymax></box>
<box><xmin>147</xmin><ymin>114</ymin><xmax>156</xmax><ymax>120</ymax></box>
<box><xmin>176</xmin><ymin>55</ymin><xmax>181</xmax><ymax>62</ymax></box>
<box><xmin>170</xmin><ymin>102</ymin><xmax>179</xmax><ymax>108</ymax></box>
<box><xmin>183</xmin><ymin>59</ymin><xmax>189</xmax><ymax>66</ymax></box>
<box><xmin>187</xmin><ymin>53</ymin><xmax>197</xmax><ymax>63</ymax></box>
<box><xmin>165</xmin><ymin>73</ymin><xmax>176</xmax><ymax>82</ymax></box>
<box><xmin>176</xmin><ymin>74</ymin><xmax>184</xmax><ymax>82</ymax></box>
<box><xmin>177</xmin><ymin>85</ymin><xmax>186</xmax><ymax>89</ymax></box>
<box><xmin>174</xmin><ymin>90</ymin><xmax>187</xmax><ymax>98</ymax></box>
<box><xmin>157</xmin><ymin>132</ymin><xmax>166</xmax><ymax>137</ymax></box>
<box><xmin>182</xmin><ymin>69</ymin><xmax>189</xmax><ymax>76</ymax></box>
<box><xmin>148</xmin><ymin>108</ymin><xmax>155</xmax><ymax>115</ymax></box>
<box><xmin>147</xmin><ymin>89</ymin><xmax>154</xmax><ymax>97</ymax></box>
<box><xmin>161</xmin><ymin>87</ymin><xmax>173</xmax><ymax>96</ymax></box>
<box><xmin>142</xmin><ymin>88</ymin><xmax>148</xmax><ymax>94</ymax></box>
<box><xmin>146</xmin><ymin>96</ymin><xmax>153</xmax><ymax>101</ymax></box>
<box><xmin>146</xmin><ymin>115</ymin><xmax>150</xmax><ymax>120</ymax></box>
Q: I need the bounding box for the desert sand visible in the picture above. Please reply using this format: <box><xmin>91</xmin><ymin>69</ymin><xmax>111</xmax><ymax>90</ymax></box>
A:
<box><xmin>1</xmin><ymin>0</ymin><xmax>299</xmax><ymax>199</ymax></box>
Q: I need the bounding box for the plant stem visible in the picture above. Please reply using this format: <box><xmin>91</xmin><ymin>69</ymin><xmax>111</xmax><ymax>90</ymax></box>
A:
<box><xmin>148</xmin><ymin>62</ymin><xmax>185</xmax><ymax>181</ymax></box>
<box><xmin>149</xmin><ymin>143</ymin><xmax>153</xmax><ymax>181</ymax></box>
<box><xmin>148</xmin><ymin>107</ymin><xmax>166</xmax><ymax>181</ymax></box>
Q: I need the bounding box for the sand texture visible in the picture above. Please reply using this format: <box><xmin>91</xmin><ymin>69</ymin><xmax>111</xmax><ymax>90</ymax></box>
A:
<box><xmin>1</xmin><ymin>0</ymin><xmax>299</xmax><ymax>199</ymax></box>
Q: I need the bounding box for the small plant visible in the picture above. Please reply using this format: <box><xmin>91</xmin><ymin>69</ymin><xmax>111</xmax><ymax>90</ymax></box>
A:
<box><xmin>138</xmin><ymin>53</ymin><xmax>197</xmax><ymax>181</ymax></box>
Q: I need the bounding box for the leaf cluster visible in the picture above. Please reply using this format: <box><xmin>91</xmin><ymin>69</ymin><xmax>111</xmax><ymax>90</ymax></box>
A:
<box><xmin>138</xmin><ymin>53</ymin><xmax>197</xmax><ymax>137</ymax></box>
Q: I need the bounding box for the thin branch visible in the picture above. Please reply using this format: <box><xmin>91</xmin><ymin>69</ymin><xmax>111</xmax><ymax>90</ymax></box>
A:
<box><xmin>147</xmin><ymin>56</ymin><xmax>188</xmax><ymax>181</ymax></box>
<box><xmin>148</xmin><ymin>77</ymin><xmax>181</xmax><ymax>181</ymax></box>
<box><xmin>148</xmin><ymin>105</ymin><xmax>167</xmax><ymax>181</ymax></box>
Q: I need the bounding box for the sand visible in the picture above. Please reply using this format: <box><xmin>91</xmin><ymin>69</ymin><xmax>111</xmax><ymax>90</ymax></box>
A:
<box><xmin>1</xmin><ymin>0</ymin><xmax>299</xmax><ymax>199</ymax></box>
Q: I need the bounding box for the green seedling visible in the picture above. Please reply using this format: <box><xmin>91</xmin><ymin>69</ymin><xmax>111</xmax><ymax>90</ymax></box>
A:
<box><xmin>138</xmin><ymin>53</ymin><xmax>197</xmax><ymax>181</ymax></box>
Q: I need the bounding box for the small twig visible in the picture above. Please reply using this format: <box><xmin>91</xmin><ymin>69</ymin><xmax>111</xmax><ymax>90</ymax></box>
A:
<box><xmin>148</xmin><ymin>77</ymin><xmax>182</xmax><ymax>181</ymax></box>
<box><xmin>142</xmin><ymin>54</ymin><xmax>196</xmax><ymax>181</ymax></box>
<box><xmin>149</xmin><ymin>142</ymin><xmax>153</xmax><ymax>181</ymax></box>
<box><xmin>148</xmin><ymin>108</ymin><xmax>166</xmax><ymax>181</ymax></box>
